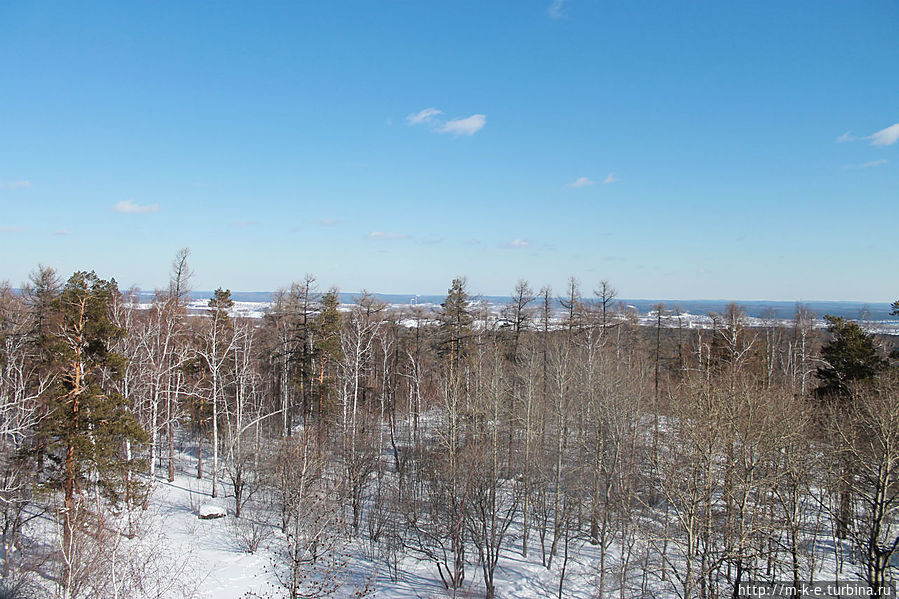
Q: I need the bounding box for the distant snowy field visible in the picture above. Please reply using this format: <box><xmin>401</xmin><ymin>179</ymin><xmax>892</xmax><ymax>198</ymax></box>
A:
<box><xmin>129</xmin><ymin>298</ymin><xmax>899</xmax><ymax>335</ymax></box>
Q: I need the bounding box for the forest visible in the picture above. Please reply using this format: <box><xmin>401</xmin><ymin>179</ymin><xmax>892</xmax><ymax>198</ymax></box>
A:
<box><xmin>0</xmin><ymin>249</ymin><xmax>897</xmax><ymax>599</ymax></box>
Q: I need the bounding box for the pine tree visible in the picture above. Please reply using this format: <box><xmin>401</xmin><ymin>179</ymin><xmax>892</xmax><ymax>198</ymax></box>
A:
<box><xmin>25</xmin><ymin>264</ymin><xmax>62</xmax><ymax>347</ymax></box>
<box><xmin>815</xmin><ymin>315</ymin><xmax>886</xmax><ymax>399</ymax></box>
<box><xmin>24</xmin><ymin>265</ymin><xmax>62</xmax><ymax>473</ymax></box>
<box><xmin>815</xmin><ymin>314</ymin><xmax>887</xmax><ymax>540</ymax></box>
<box><xmin>293</xmin><ymin>276</ymin><xmax>320</xmax><ymax>423</ymax></box>
<box><xmin>314</xmin><ymin>288</ymin><xmax>342</xmax><ymax>420</ymax></box>
<box><xmin>40</xmin><ymin>272</ymin><xmax>147</xmax><ymax>532</ymax></box>
<box><xmin>208</xmin><ymin>287</ymin><xmax>234</xmax><ymax>318</ymax></box>
<box><xmin>437</xmin><ymin>277</ymin><xmax>473</xmax><ymax>382</ymax></box>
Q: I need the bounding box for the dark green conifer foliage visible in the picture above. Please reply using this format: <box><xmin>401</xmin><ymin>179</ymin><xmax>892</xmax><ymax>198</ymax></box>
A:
<box><xmin>317</xmin><ymin>288</ymin><xmax>343</xmax><ymax>363</ymax></box>
<box><xmin>314</xmin><ymin>288</ymin><xmax>343</xmax><ymax>419</ymax></box>
<box><xmin>437</xmin><ymin>277</ymin><xmax>473</xmax><ymax>375</ymax></box>
<box><xmin>815</xmin><ymin>315</ymin><xmax>886</xmax><ymax>398</ymax></box>
<box><xmin>24</xmin><ymin>266</ymin><xmax>62</xmax><ymax>472</ymax></box>
<box><xmin>25</xmin><ymin>265</ymin><xmax>62</xmax><ymax>350</ymax></box>
<box><xmin>40</xmin><ymin>271</ymin><xmax>148</xmax><ymax>511</ymax></box>
<box><xmin>815</xmin><ymin>315</ymin><xmax>887</xmax><ymax>540</ymax></box>
<box><xmin>208</xmin><ymin>287</ymin><xmax>234</xmax><ymax>317</ymax></box>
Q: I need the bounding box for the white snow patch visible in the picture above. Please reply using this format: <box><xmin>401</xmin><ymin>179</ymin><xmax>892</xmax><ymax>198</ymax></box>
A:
<box><xmin>198</xmin><ymin>503</ymin><xmax>227</xmax><ymax>519</ymax></box>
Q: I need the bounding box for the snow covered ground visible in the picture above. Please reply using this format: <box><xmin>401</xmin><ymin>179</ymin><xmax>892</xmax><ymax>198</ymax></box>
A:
<box><xmin>107</xmin><ymin>460</ymin><xmax>865</xmax><ymax>599</ymax></box>
<box><xmin>146</xmin><ymin>468</ymin><xmax>610</xmax><ymax>599</ymax></box>
<box><xmin>20</xmin><ymin>440</ymin><xmax>874</xmax><ymax>598</ymax></box>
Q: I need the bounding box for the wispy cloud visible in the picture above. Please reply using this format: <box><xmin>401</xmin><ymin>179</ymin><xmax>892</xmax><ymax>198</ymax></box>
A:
<box><xmin>502</xmin><ymin>238</ymin><xmax>531</xmax><ymax>249</ymax></box>
<box><xmin>112</xmin><ymin>200</ymin><xmax>160</xmax><ymax>214</ymax></box>
<box><xmin>318</xmin><ymin>217</ymin><xmax>343</xmax><ymax>226</ymax></box>
<box><xmin>843</xmin><ymin>159</ymin><xmax>888</xmax><ymax>170</ymax></box>
<box><xmin>406</xmin><ymin>107</ymin><xmax>443</xmax><ymax>126</ymax></box>
<box><xmin>407</xmin><ymin>108</ymin><xmax>487</xmax><ymax>136</ymax></box>
<box><xmin>0</xmin><ymin>180</ymin><xmax>30</xmax><ymax>190</ymax></box>
<box><xmin>603</xmin><ymin>172</ymin><xmax>619</xmax><ymax>184</ymax></box>
<box><xmin>837</xmin><ymin>122</ymin><xmax>899</xmax><ymax>146</ymax></box>
<box><xmin>232</xmin><ymin>220</ymin><xmax>258</xmax><ymax>228</ymax></box>
<box><xmin>368</xmin><ymin>231</ymin><xmax>409</xmax><ymax>240</ymax></box>
<box><xmin>567</xmin><ymin>176</ymin><xmax>594</xmax><ymax>188</ymax></box>
<box><xmin>54</xmin><ymin>229</ymin><xmax>71</xmax><ymax>236</ymax></box>
<box><xmin>870</xmin><ymin>123</ymin><xmax>899</xmax><ymax>147</ymax></box>
<box><xmin>548</xmin><ymin>0</ymin><xmax>567</xmax><ymax>19</ymax></box>
<box><xmin>0</xmin><ymin>226</ymin><xmax>25</xmax><ymax>233</ymax></box>
<box><xmin>438</xmin><ymin>114</ymin><xmax>486</xmax><ymax>136</ymax></box>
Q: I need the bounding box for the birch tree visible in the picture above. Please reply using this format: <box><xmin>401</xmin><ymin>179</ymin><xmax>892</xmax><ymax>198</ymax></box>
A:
<box><xmin>195</xmin><ymin>288</ymin><xmax>240</xmax><ymax>498</ymax></box>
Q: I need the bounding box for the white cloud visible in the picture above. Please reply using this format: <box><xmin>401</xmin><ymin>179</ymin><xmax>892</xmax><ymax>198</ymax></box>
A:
<box><xmin>0</xmin><ymin>180</ymin><xmax>30</xmax><ymax>189</ymax></box>
<box><xmin>438</xmin><ymin>114</ymin><xmax>487</xmax><ymax>136</ymax></box>
<box><xmin>836</xmin><ymin>122</ymin><xmax>899</xmax><ymax>146</ymax></box>
<box><xmin>844</xmin><ymin>159</ymin><xmax>888</xmax><ymax>170</ymax></box>
<box><xmin>567</xmin><ymin>176</ymin><xmax>594</xmax><ymax>188</ymax></box>
<box><xmin>0</xmin><ymin>226</ymin><xmax>25</xmax><ymax>233</ymax></box>
<box><xmin>54</xmin><ymin>229</ymin><xmax>71</xmax><ymax>236</ymax></box>
<box><xmin>407</xmin><ymin>108</ymin><xmax>487</xmax><ymax>136</ymax></box>
<box><xmin>603</xmin><ymin>173</ymin><xmax>619</xmax><ymax>184</ymax></box>
<box><xmin>232</xmin><ymin>220</ymin><xmax>258</xmax><ymax>227</ymax></box>
<box><xmin>112</xmin><ymin>200</ymin><xmax>159</xmax><ymax>214</ymax></box>
<box><xmin>318</xmin><ymin>217</ymin><xmax>343</xmax><ymax>226</ymax></box>
<box><xmin>870</xmin><ymin>123</ymin><xmax>899</xmax><ymax>147</ymax></box>
<box><xmin>406</xmin><ymin>107</ymin><xmax>443</xmax><ymax>126</ymax></box>
<box><xmin>548</xmin><ymin>0</ymin><xmax>567</xmax><ymax>19</ymax></box>
<box><xmin>368</xmin><ymin>231</ymin><xmax>409</xmax><ymax>240</ymax></box>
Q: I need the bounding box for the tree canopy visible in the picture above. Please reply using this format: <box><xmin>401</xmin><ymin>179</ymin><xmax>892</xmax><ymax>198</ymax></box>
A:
<box><xmin>815</xmin><ymin>315</ymin><xmax>886</xmax><ymax>399</ymax></box>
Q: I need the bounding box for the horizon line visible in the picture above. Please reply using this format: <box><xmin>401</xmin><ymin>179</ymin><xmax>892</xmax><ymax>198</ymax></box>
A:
<box><xmin>147</xmin><ymin>290</ymin><xmax>896</xmax><ymax>306</ymax></box>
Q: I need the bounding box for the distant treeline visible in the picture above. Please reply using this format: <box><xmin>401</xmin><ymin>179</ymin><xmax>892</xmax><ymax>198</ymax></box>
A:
<box><xmin>118</xmin><ymin>289</ymin><xmax>899</xmax><ymax>321</ymax></box>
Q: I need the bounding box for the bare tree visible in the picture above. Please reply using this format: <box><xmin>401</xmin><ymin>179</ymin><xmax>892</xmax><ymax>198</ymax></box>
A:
<box><xmin>465</xmin><ymin>339</ymin><xmax>519</xmax><ymax>599</ymax></box>
<box><xmin>828</xmin><ymin>372</ymin><xmax>899</xmax><ymax>593</ymax></box>
<box><xmin>337</xmin><ymin>292</ymin><xmax>384</xmax><ymax>533</ymax></box>
<box><xmin>194</xmin><ymin>289</ymin><xmax>241</xmax><ymax>498</ymax></box>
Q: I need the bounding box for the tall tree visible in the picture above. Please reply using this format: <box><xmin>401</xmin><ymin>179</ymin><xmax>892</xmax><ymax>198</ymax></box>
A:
<box><xmin>428</xmin><ymin>277</ymin><xmax>474</xmax><ymax>590</ymax></box>
<box><xmin>41</xmin><ymin>272</ymin><xmax>147</xmax><ymax>558</ymax></box>
<box><xmin>195</xmin><ymin>288</ymin><xmax>238</xmax><ymax>498</ymax></box>
<box><xmin>24</xmin><ymin>265</ymin><xmax>62</xmax><ymax>472</ymax></box>
<box><xmin>436</xmin><ymin>277</ymin><xmax>473</xmax><ymax>389</ymax></box>
<box><xmin>166</xmin><ymin>248</ymin><xmax>192</xmax><ymax>481</ymax></box>
<box><xmin>816</xmin><ymin>315</ymin><xmax>887</xmax><ymax>540</ymax></box>
<box><xmin>593</xmin><ymin>280</ymin><xmax>617</xmax><ymax>331</ymax></box>
<box><xmin>502</xmin><ymin>280</ymin><xmax>535</xmax><ymax>363</ymax></box>
<box><xmin>792</xmin><ymin>304</ymin><xmax>817</xmax><ymax>396</ymax></box>
<box><xmin>314</xmin><ymin>288</ymin><xmax>342</xmax><ymax>420</ymax></box>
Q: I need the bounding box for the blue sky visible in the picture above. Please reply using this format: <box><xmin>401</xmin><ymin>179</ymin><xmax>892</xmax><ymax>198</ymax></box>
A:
<box><xmin>1</xmin><ymin>1</ymin><xmax>896</xmax><ymax>301</ymax></box>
